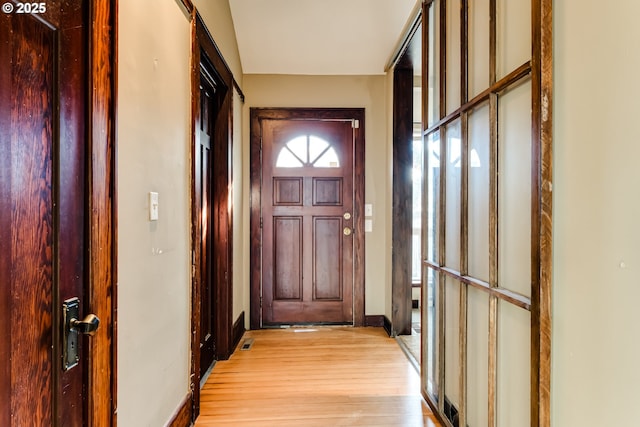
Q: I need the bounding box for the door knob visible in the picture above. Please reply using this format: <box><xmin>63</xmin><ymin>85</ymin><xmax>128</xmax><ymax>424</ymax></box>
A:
<box><xmin>71</xmin><ymin>314</ymin><xmax>100</xmax><ymax>336</ymax></box>
<box><xmin>343</xmin><ymin>227</ymin><xmax>352</xmax><ymax>236</ymax></box>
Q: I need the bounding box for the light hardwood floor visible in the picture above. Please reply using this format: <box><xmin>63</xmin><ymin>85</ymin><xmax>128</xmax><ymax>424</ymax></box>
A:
<box><xmin>195</xmin><ymin>327</ymin><xmax>441</xmax><ymax>426</ymax></box>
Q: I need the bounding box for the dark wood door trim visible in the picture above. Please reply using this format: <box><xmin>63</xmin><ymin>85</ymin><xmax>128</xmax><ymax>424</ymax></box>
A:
<box><xmin>250</xmin><ymin>108</ymin><xmax>366</xmax><ymax>330</ymax></box>
<box><xmin>391</xmin><ymin>24</ymin><xmax>422</xmax><ymax>337</ymax></box>
<box><xmin>88</xmin><ymin>1</ymin><xmax>117</xmax><ymax>425</ymax></box>
<box><xmin>190</xmin><ymin>12</ymin><xmax>235</xmax><ymax>421</ymax></box>
<box><xmin>392</xmin><ymin>65</ymin><xmax>415</xmax><ymax>337</ymax></box>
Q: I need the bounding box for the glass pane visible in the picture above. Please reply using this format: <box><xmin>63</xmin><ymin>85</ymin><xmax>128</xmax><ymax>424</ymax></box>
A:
<box><xmin>423</xmin><ymin>267</ymin><xmax>439</xmax><ymax>400</ymax></box>
<box><xmin>496</xmin><ymin>0</ymin><xmax>531</xmax><ymax>79</ymax></box>
<box><xmin>469</xmin><ymin>0</ymin><xmax>490</xmax><ymax>95</ymax></box>
<box><xmin>286</xmin><ymin>135</ymin><xmax>308</xmax><ymax>163</ymax></box>
<box><xmin>446</xmin><ymin>0</ymin><xmax>462</xmax><ymax>113</ymax></box>
<box><xmin>277</xmin><ymin>135</ymin><xmax>341</xmax><ymax>168</ymax></box>
<box><xmin>444</xmin><ymin>277</ymin><xmax>461</xmax><ymax>411</ymax></box>
<box><xmin>445</xmin><ymin>120</ymin><xmax>461</xmax><ymax>270</ymax></box>
<box><xmin>313</xmin><ymin>147</ymin><xmax>339</xmax><ymax>168</ymax></box>
<box><xmin>498</xmin><ymin>79</ymin><xmax>531</xmax><ymax>296</ymax></box>
<box><xmin>467</xmin><ymin>287</ymin><xmax>489</xmax><ymax>427</ymax></box>
<box><xmin>276</xmin><ymin>148</ymin><xmax>303</xmax><ymax>168</ymax></box>
<box><xmin>468</xmin><ymin>104</ymin><xmax>490</xmax><ymax>282</ymax></box>
<box><xmin>497</xmin><ymin>301</ymin><xmax>531</xmax><ymax>427</ymax></box>
<box><xmin>424</xmin><ymin>131</ymin><xmax>440</xmax><ymax>263</ymax></box>
<box><xmin>308</xmin><ymin>136</ymin><xmax>330</xmax><ymax>163</ymax></box>
<box><xmin>427</xmin><ymin>0</ymin><xmax>440</xmax><ymax>126</ymax></box>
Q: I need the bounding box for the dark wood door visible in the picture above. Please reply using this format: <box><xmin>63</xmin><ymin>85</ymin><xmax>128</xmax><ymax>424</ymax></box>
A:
<box><xmin>196</xmin><ymin>69</ymin><xmax>218</xmax><ymax>377</ymax></box>
<box><xmin>261</xmin><ymin>119</ymin><xmax>355</xmax><ymax>324</ymax></box>
<box><xmin>0</xmin><ymin>1</ymin><xmax>91</xmax><ymax>425</ymax></box>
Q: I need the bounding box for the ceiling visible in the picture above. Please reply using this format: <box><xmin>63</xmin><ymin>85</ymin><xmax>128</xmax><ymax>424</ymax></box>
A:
<box><xmin>228</xmin><ymin>0</ymin><xmax>418</xmax><ymax>75</ymax></box>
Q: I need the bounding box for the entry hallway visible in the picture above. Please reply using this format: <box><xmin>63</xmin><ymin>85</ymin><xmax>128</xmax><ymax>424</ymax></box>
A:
<box><xmin>194</xmin><ymin>327</ymin><xmax>440</xmax><ymax>426</ymax></box>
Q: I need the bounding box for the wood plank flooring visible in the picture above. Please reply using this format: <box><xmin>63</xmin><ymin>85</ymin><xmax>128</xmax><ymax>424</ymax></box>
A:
<box><xmin>195</xmin><ymin>327</ymin><xmax>441</xmax><ymax>426</ymax></box>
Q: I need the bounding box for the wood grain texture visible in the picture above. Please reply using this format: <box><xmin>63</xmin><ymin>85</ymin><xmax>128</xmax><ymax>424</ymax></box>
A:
<box><xmin>195</xmin><ymin>328</ymin><xmax>441</xmax><ymax>427</ymax></box>
<box><xmin>8</xmin><ymin>16</ymin><xmax>55</xmax><ymax>425</ymax></box>
<box><xmin>56</xmin><ymin>1</ymin><xmax>90</xmax><ymax>424</ymax></box>
<box><xmin>532</xmin><ymin>0</ymin><xmax>553</xmax><ymax>425</ymax></box>
<box><xmin>88</xmin><ymin>1</ymin><xmax>116</xmax><ymax>425</ymax></box>
<box><xmin>168</xmin><ymin>395</ymin><xmax>194</xmax><ymax>427</ymax></box>
<box><xmin>538</xmin><ymin>0</ymin><xmax>553</xmax><ymax>423</ymax></box>
<box><xmin>0</xmin><ymin>13</ymin><xmax>10</xmax><ymax>425</ymax></box>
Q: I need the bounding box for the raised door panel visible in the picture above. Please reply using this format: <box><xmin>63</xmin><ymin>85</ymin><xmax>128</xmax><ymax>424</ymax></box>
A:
<box><xmin>312</xmin><ymin>217</ymin><xmax>342</xmax><ymax>301</ymax></box>
<box><xmin>273</xmin><ymin>217</ymin><xmax>303</xmax><ymax>301</ymax></box>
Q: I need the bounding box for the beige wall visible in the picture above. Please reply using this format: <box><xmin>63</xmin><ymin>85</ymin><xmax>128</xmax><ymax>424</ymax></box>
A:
<box><xmin>117</xmin><ymin>1</ymin><xmax>191</xmax><ymax>425</ymax></box>
<box><xmin>117</xmin><ymin>0</ymin><xmax>244</xmax><ymax>425</ymax></box>
<box><xmin>243</xmin><ymin>74</ymin><xmax>391</xmax><ymax>318</ymax></box>
<box><xmin>553</xmin><ymin>1</ymin><xmax>640</xmax><ymax>425</ymax></box>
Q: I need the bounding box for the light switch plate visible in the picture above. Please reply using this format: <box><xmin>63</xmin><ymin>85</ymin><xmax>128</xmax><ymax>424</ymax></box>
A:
<box><xmin>365</xmin><ymin>219</ymin><xmax>373</xmax><ymax>232</ymax></box>
<box><xmin>149</xmin><ymin>192</ymin><xmax>159</xmax><ymax>221</ymax></box>
<box><xmin>365</xmin><ymin>204</ymin><xmax>373</xmax><ymax>217</ymax></box>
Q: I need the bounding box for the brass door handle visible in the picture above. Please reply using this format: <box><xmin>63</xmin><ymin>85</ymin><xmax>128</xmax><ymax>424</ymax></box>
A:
<box><xmin>343</xmin><ymin>227</ymin><xmax>352</xmax><ymax>236</ymax></box>
<box><xmin>71</xmin><ymin>314</ymin><xmax>100</xmax><ymax>336</ymax></box>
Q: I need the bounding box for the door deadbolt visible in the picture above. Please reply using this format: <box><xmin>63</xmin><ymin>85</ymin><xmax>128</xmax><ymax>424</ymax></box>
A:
<box><xmin>62</xmin><ymin>297</ymin><xmax>100</xmax><ymax>371</ymax></box>
<box><xmin>343</xmin><ymin>212</ymin><xmax>352</xmax><ymax>220</ymax></box>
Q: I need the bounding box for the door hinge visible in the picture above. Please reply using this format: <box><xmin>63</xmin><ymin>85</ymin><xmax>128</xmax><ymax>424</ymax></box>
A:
<box><xmin>260</xmin><ymin>217</ymin><xmax>263</xmax><ymax>228</ymax></box>
<box><xmin>260</xmin><ymin>296</ymin><xmax>263</xmax><ymax>308</ymax></box>
<box><xmin>352</xmin><ymin>119</ymin><xmax>360</xmax><ymax>129</ymax></box>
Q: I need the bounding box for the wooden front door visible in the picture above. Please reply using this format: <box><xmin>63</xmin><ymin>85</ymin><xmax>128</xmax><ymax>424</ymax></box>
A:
<box><xmin>0</xmin><ymin>1</ymin><xmax>96</xmax><ymax>425</ymax></box>
<box><xmin>260</xmin><ymin>118</ymin><xmax>357</xmax><ymax>325</ymax></box>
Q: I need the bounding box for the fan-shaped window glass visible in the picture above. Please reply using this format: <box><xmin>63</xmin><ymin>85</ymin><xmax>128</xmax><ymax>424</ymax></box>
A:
<box><xmin>276</xmin><ymin>135</ymin><xmax>340</xmax><ymax>168</ymax></box>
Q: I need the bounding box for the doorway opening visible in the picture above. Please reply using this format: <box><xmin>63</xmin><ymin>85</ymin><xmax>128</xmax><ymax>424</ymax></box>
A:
<box><xmin>189</xmin><ymin>13</ymin><xmax>235</xmax><ymax>421</ymax></box>
<box><xmin>391</xmin><ymin>11</ymin><xmax>423</xmax><ymax>367</ymax></box>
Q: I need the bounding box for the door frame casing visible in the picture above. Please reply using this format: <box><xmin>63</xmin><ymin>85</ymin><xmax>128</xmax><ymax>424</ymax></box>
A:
<box><xmin>390</xmin><ymin>10</ymin><xmax>422</xmax><ymax>339</ymax></box>
<box><xmin>250</xmin><ymin>108</ymin><xmax>366</xmax><ymax>329</ymax></box>
<box><xmin>88</xmin><ymin>1</ymin><xmax>117</xmax><ymax>425</ymax></box>
<box><xmin>189</xmin><ymin>12</ymin><xmax>235</xmax><ymax>420</ymax></box>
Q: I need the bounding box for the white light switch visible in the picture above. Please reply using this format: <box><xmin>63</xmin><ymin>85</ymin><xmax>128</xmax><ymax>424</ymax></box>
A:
<box><xmin>365</xmin><ymin>219</ymin><xmax>373</xmax><ymax>232</ymax></box>
<box><xmin>365</xmin><ymin>204</ymin><xmax>373</xmax><ymax>217</ymax></box>
<box><xmin>149</xmin><ymin>192</ymin><xmax>159</xmax><ymax>221</ymax></box>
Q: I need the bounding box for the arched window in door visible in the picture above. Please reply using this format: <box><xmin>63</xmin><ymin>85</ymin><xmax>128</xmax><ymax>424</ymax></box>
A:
<box><xmin>276</xmin><ymin>135</ymin><xmax>340</xmax><ymax>168</ymax></box>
